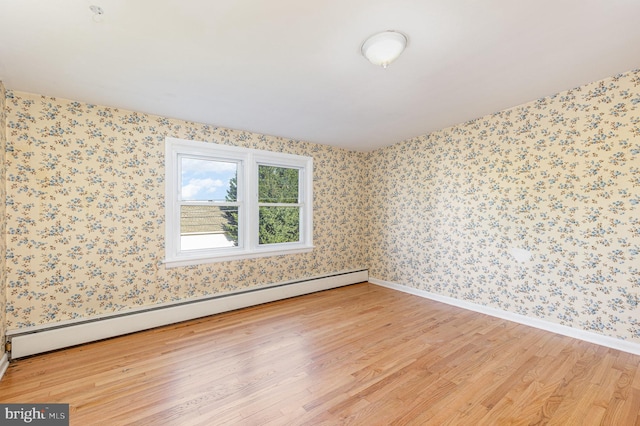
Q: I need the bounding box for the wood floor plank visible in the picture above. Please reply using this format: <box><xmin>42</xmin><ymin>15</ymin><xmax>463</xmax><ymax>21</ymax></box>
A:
<box><xmin>1</xmin><ymin>283</ymin><xmax>639</xmax><ymax>425</ymax></box>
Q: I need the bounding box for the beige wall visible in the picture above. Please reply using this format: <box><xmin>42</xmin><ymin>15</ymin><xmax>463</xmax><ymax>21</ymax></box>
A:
<box><xmin>4</xmin><ymin>92</ymin><xmax>367</xmax><ymax>328</ymax></box>
<box><xmin>0</xmin><ymin>82</ymin><xmax>6</xmax><ymax>347</ymax></box>
<box><xmin>3</xmin><ymin>69</ymin><xmax>640</xmax><ymax>346</ymax></box>
<box><xmin>365</xmin><ymin>70</ymin><xmax>640</xmax><ymax>343</ymax></box>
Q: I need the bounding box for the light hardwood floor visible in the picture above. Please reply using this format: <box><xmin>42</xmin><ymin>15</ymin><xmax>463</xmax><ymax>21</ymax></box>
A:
<box><xmin>1</xmin><ymin>283</ymin><xmax>639</xmax><ymax>425</ymax></box>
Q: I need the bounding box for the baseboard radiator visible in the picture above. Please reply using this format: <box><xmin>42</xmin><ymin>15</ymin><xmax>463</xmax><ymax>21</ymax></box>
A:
<box><xmin>7</xmin><ymin>269</ymin><xmax>368</xmax><ymax>359</ymax></box>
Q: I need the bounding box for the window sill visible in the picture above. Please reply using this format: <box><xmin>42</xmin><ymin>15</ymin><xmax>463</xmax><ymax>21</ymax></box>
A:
<box><xmin>163</xmin><ymin>245</ymin><xmax>314</xmax><ymax>268</ymax></box>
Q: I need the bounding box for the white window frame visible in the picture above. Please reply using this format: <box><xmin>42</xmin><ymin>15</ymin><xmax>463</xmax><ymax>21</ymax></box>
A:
<box><xmin>165</xmin><ymin>137</ymin><xmax>313</xmax><ymax>267</ymax></box>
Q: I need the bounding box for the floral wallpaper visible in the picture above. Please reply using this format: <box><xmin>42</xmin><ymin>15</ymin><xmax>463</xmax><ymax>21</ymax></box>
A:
<box><xmin>4</xmin><ymin>69</ymin><xmax>640</xmax><ymax>348</ymax></box>
<box><xmin>0</xmin><ymin>81</ymin><xmax>6</xmax><ymax>348</ymax></box>
<box><xmin>4</xmin><ymin>91</ymin><xmax>367</xmax><ymax>328</ymax></box>
<box><xmin>365</xmin><ymin>70</ymin><xmax>640</xmax><ymax>343</ymax></box>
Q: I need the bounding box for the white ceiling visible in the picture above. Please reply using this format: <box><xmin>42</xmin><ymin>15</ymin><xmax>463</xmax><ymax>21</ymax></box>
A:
<box><xmin>1</xmin><ymin>0</ymin><xmax>640</xmax><ymax>152</ymax></box>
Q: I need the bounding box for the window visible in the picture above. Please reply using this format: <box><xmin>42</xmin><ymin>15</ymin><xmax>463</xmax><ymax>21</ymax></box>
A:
<box><xmin>165</xmin><ymin>137</ymin><xmax>313</xmax><ymax>267</ymax></box>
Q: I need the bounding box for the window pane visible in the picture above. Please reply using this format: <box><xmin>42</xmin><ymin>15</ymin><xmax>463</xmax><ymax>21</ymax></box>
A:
<box><xmin>180</xmin><ymin>205</ymin><xmax>238</xmax><ymax>249</ymax></box>
<box><xmin>181</xmin><ymin>157</ymin><xmax>237</xmax><ymax>202</ymax></box>
<box><xmin>258</xmin><ymin>165</ymin><xmax>298</xmax><ymax>203</ymax></box>
<box><xmin>258</xmin><ymin>206</ymin><xmax>300</xmax><ymax>244</ymax></box>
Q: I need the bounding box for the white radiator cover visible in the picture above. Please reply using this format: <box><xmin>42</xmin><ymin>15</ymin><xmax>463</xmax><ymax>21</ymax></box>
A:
<box><xmin>7</xmin><ymin>270</ymin><xmax>368</xmax><ymax>359</ymax></box>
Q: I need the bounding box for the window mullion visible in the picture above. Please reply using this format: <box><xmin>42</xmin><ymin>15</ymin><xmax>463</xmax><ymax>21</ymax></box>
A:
<box><xmin>245</xmin><ymin>152</ymin><xmax>256</xmax><ymax>251</ymax></box>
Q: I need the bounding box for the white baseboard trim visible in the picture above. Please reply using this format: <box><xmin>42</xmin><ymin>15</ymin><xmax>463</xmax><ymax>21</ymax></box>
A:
<box><xmin>0</xmin><ymin>352</ymin><xmax>8</xmax><ymax>381</ymax></box>
<box><xmin>370</xmin><ymin>277</ymin><xmax>640</xmax><ymax>356</ymax></box>
<box><xmin>7</xmin><ymin>269</ymin><xmax>368</xmax><ymax>359</ymax></box>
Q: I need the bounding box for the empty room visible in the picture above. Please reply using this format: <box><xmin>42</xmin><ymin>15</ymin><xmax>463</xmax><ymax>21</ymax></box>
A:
<box><xmin>0</xmin><ymin>0</ymin><xmax>639</xmax><ymax>424</ymax></box>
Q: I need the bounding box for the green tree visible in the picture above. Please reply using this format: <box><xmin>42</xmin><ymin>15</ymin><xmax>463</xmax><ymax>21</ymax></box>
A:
<box><xmin>258</xmin><ymin>165</ymin><xmax>300</xmax><ymax>244</ymax></box>
<box><xmin>222</xmin><ymin>166</ymin><xmax>300</xmax><ymax>245</ymax></box>
<box><xmin>221</xmin><ymin>176</ymin><xmax>239</xmax><ymax>245</ymax></box>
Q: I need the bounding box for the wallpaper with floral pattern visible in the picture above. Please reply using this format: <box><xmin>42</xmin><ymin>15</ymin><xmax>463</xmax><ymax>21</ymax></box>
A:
<box><xmin>0</xmin><ymin>81</ymin><xmax>6</xmax><ymax>347</ymax></box>
<box><xmin>365</xmin><ymin>70</ymin><xmax>640</xmax><ymax>343</ymax></box>
<box><xmin>4</xmin><ymin>69</ymin><xmax>640</xmax><ymax>346</ymax></box>
<box><xmin>4</xmin><ymin>91</ymin><xmax>367</xmax><ymax>328</ymax></box>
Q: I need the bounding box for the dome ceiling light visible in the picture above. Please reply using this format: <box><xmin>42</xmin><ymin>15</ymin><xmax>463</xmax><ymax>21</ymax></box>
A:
<box><xmin>361</xmin><ymin>30</ymin><xmax>408</xmax><ymax>68</ymax></box>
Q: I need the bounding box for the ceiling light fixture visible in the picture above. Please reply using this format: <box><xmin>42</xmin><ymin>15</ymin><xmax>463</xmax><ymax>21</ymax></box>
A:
<box><xmin>361</xmin><ymin>30</ymin><xmax>407</xmax><ymax>68</ymax></box>
<box><xmin>89</xmin><ymin>5</ymin><xmax>104</xmax><ymax>23</ymax></box>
